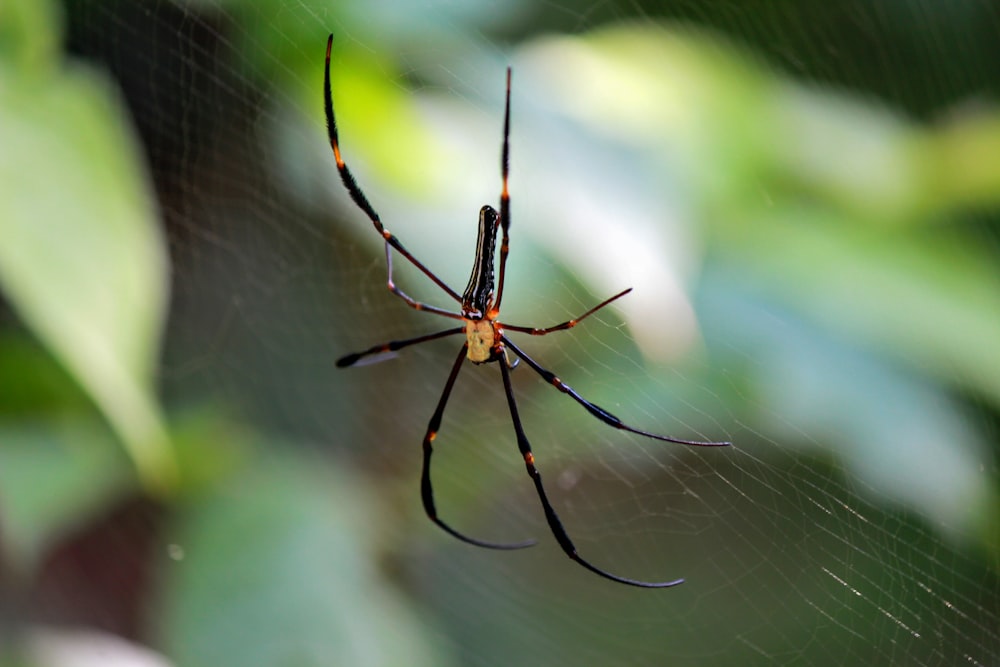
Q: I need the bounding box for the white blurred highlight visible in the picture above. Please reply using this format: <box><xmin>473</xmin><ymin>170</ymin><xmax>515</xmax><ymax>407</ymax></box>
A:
<box><xmin>27</xmin><ymin>628</ymin><xmax>173</xmax><ymax>667</ymax></box>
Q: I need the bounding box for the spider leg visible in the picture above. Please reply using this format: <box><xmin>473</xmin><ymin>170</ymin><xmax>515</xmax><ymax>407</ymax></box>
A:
<box><xmin>502</xmin><ymin>336</ymin><xmax>731</xmax><ymax>447</ymax></box>
<box><xmin>381</xmin><ymin>243</ymin><xmax>465</xmax><ymax>321</ymax></box>
<box><xmin>501</xmin><ymin>288</ymin><xmax>633</xmax><ymax>336</ymax></box>
<box><xmin>324</xmin><ymin>35</ymin><xmax>462</xmax><ymax>306</ymax></box>
<box><xmin>421</xmin><ymin>344</ymin><xmax>537</xmax><ymax>550</ymax></box>
<box><xmin>336</xmin><ymin>326</ymin><xmax>464</xmax><ymax>368</ymax></box>
<box><xmin>491</xmin><ymin>67</ymin><xmax>513</xmax><ymax>316</ymax></box>
<box><xmin>498</xmin><ymin>357</ymin><xmax>683</xmax><ymax>588</ymax></box>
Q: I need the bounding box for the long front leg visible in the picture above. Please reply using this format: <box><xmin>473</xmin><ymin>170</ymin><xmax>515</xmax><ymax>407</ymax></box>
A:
<box><xmin>491</xmin><ymin>68</ymin><xmax>513</xmax><ymax>316</ymax></box>
<box><xmin>325</xmin><ymin>34</ymin><xmax>462</xmax><ymax>305</ymax></box>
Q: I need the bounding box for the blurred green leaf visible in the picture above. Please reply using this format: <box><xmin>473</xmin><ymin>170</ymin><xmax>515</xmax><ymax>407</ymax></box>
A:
<box><xmin>0</xmin><ymin>23</ymin><xmax>175</xmax><ymax>490</ymax></box>
<box><xmin>714</xmin><ymin>207</ymin><xmax>1000</xmax><ymax>408</ymax></box>
<box><xmin>0</xmin><ymin>333</ymin><xmax>133</xmax><ymax>572</ymax></box>
<box><xmin>157</xmin><ymin>453</ymin><xmax>450</xmax><ymax>667</ymax></box>
<box><xmin>698</xmin><ymin>274</ymin><xmax>996</xmax><ymax>545</ymax></box>
<box><xmin>0</xmin><ymin>417</ymin><xmax>132</xmax><ymax>573</ymax></box>
<box><xmin>0</xmin><ymin>333</ymin><xmax>92</xmax><ymax>416</ymax></box>
<box><xmin>0</xmin><ymin>0</ymin><xmax>61</xmax><ymax>73</ymax></box>
<box><xmin>530</xmin><ymin>26</ymin><xmax>1000</xmax><ymax>407</ymax></box>
<box><xmin>922</xmin><ymin>111</ymin><xmax>1000</xmax><ymax>209</ymax></box>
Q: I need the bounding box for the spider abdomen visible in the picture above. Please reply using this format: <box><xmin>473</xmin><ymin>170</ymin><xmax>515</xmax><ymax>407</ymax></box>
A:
<box><xmin>461</xmin><ymin>206</ymin><xmax>500</xmax><ymax>318</ymax></box>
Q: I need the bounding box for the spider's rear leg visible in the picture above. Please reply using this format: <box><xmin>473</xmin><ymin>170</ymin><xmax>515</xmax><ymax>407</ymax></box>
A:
<box><xmin>498</xmin><ymin>358</ymin><xmax>684</xmax><ymax>588</ymax></box>
<box><xmin>502</xmin><ymin>336</ymin><xmax>730</xmax><ymax>447</ymax></box>
<box><xmin>422</xmin><ymin>344</ymin><xmax>536</xmax><ymax>550</ymax></box>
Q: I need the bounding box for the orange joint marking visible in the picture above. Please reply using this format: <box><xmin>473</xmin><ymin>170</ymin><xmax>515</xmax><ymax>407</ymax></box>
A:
<box><xmin>428</xmin><ymin>430</ymin><xmax>437</xmax><ymax>442</ymax></box>
<box><xmin>332</xmin><ymin>144</ymin><xmax>345</xmax><ymax>168</ymax></box>
<box><xmin>524</xmin><ymin>452</ymin><xmax>534</xmax><ymax>465</ymax></box>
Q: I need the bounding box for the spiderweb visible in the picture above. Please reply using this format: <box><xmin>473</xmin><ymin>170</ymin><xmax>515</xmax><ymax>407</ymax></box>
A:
<box><xmin>43</xmin><ymin>0</ymin><xmax>1000</xmax><ymax>665</ymax></box>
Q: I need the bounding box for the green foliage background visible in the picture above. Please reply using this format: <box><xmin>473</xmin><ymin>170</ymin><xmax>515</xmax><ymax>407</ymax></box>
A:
<box><xmin>1</xmin><ymin>0</ymin><xmax>997</xmax><ymax>665</ymax></box>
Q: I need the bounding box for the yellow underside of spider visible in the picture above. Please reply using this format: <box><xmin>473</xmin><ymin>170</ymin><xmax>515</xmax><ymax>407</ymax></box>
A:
<box><xmin>465</xmin><ymin>319</ymin><xmax>497</xmax><ymax>363</ymax></box>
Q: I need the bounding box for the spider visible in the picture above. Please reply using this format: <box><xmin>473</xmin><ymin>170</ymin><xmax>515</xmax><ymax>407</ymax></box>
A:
<box><xmin>324</xmin><ymin>35</ymin><xmax>730</xmax><ymax>588</ymax></box>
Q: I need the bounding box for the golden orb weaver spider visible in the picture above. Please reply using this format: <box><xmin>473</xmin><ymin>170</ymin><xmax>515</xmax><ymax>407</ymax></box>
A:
<box><xmin>325</xmin><ymin>35</ymin><xmax>730</xmax><ymax>588</ymax></box>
